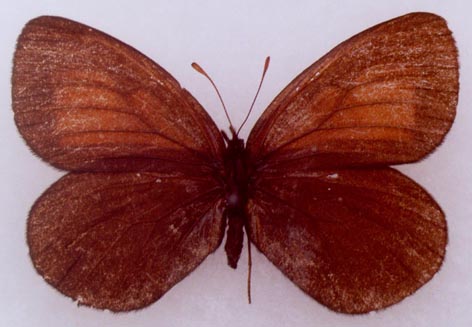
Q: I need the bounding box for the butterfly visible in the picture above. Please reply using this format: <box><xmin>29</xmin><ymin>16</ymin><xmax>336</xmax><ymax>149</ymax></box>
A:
<box><xmin>12</xmin><ymin>12</ymin><xmax>458</xmax><ymax>314</ymax></box>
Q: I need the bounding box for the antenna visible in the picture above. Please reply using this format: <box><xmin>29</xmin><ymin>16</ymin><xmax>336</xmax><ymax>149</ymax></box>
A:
<box><xmin>191</xmin><ymin>62</ymin><xmax>234</xmax><ymax>129</ymax></box>
<box><xmin>236</xmin><ymin>56</ymin><xmax>270</xmax><ymax>135</ymax></box>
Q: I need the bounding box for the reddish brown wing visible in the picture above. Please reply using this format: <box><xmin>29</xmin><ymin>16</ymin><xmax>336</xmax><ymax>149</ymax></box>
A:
<box><xmin>12</xmin><ymin>16</ymin><xmax>224</xmax><ymax>173</ymax></box>
<box><xmin>28</xmin><ymin>172</ymin><xmax>225</xmax><ymax>311</ymax></box>
<box><xmin>246</xmin><ymin>13</ymin><xmax>458</xmax><ymax>171</ymax></box>
<box><xmin>248</xmin><ymin>169</ymin><xmax>446</xmax><ymax>313</ymax></box>
<box><xmin>245</xmin><ymin>12</ymin><xmax>457</xmax><ymax>313</ymax></box>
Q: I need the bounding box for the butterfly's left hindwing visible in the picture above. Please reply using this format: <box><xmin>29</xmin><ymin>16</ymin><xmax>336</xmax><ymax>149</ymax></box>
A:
<box><xmin>28</xmin><ymin>172</ymin><xmax>225</xmax><ymax>311</ymax></box>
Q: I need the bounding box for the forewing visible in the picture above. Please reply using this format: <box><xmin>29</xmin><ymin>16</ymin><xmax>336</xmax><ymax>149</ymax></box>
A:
<box><xmin>247</xmin><ymin>13</ymin><xmax>458</xmax><ymax>171</ymax></box>
<box><xmin>27</xmin><ymin>172</ymin><xmax>225</xmax><ymax>311</ymax></box>
<box><xmin>12</xmin><ymin>16</ymin><xmax>224</xmax><ymax>173</ymax></box>
<box><xmin>248</xmin><ymin>168</ymin><xmax>446</xmax><ymax>313</ymax></box>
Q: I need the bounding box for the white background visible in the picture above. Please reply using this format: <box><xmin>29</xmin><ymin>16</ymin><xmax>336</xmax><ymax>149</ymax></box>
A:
<box><xmin>1</xmin><ymin>1</ymin><xmax>471</xmax><ymax>326</ymax></box>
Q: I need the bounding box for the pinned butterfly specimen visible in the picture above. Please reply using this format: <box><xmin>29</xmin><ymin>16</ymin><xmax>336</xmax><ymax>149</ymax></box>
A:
<box><xmin>12</xmin><ymin>12</ymin><xmax>458</xmax><ymax>314</ymax></box>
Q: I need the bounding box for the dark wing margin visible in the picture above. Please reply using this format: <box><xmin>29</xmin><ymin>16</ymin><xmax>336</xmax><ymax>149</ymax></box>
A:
<box><xmin>246</xmin><ymin>12</ymin><xmax>459</xmax><ymax>171</ymax></box>
<box><xmin>247</xmin><ymin>168</ymin><xmax>446</xmax><ymax>313</ymax></box>
<box><xmin>12</xmin><ymin>16</ymin><xmax>224</xmax><ymax>173</ymax></box>
<box><xmin>27</xmin><ymin>172</ymin><xmax>225</xmax><ymax>311</ymax></box>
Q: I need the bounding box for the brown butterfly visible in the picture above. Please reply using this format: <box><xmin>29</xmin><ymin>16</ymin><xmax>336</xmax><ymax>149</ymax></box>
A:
<box><xmin>12</xmin><ymin>12</ymin><xmax>458</xmax><ymax>314</ymax></box>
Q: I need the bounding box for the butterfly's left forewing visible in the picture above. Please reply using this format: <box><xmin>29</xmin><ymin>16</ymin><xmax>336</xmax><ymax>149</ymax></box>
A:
<box><xmin>13</xmin><ymin>16</ymin><xmax>225</xmax><ymax>173</ymax></box>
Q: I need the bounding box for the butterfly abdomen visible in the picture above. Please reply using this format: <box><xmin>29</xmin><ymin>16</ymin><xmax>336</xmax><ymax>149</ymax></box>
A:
<box><xmin>222</xmin><ymin>133</ymin><xmax>250</xmax><ymax>268</ymax></box>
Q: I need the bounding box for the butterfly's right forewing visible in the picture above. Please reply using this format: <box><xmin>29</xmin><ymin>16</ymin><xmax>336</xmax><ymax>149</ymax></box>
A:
<box><xmin>247</xmin><ymin>13</ymin><xmax>458</xmax><ymax>171</ymax></box>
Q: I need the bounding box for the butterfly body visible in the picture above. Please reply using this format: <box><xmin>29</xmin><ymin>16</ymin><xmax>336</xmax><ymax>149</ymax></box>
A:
<box><xmin>221</xmin><ymin>130</ymin><xmax>250</xmax><ymax>268</ymax></box>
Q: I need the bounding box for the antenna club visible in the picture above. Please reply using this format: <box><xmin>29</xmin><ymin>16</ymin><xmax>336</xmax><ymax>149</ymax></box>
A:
<box><xmin>264</xmin><ymin>56</ymin><xmax>271</xmax><ymax>71</ymax></box>
<box><xmin>191</xmin><ymin>62</ymin><xmax>206</xmax><ymax>75</ymax></box>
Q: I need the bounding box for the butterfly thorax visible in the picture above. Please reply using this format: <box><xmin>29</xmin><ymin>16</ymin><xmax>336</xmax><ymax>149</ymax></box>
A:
<box><xmin>222</xmin><ymin>131</ymin><xmax>249</xmax><ymax>269</ymax></box>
